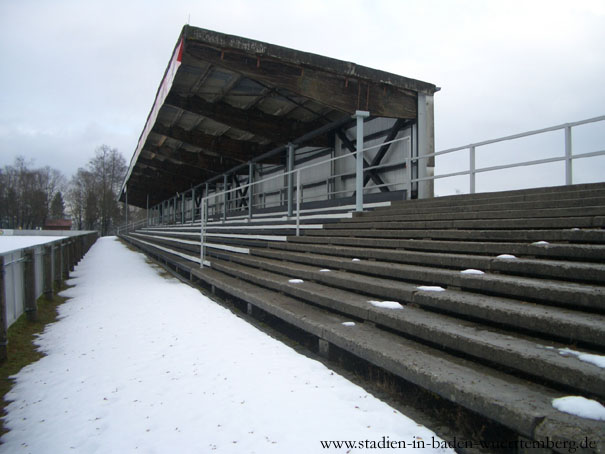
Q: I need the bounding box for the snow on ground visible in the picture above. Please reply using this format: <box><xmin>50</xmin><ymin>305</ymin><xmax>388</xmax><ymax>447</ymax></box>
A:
<box><xmin>1</xmin><ymin>237</ymin><xmax>453</xmax><ymax>454</ymax></box>
<box><xmin>552</xmin><ymin>396</ymin><xmax>605</xmax><ymax>421</ymax></box>
<box><xmin>0</xmin><ymin>236</ymin><xmax>66</xmax><ymax>254</ymax></box>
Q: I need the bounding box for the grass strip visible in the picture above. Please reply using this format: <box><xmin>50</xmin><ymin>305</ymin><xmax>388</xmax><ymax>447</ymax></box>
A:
<box><xmin>0</xmin><ymin>290</ymin><xmax>68</xmax><ymax>437</ymax></box>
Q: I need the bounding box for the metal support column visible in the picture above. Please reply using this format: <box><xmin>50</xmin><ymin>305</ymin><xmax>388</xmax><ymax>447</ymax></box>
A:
<box><xmin>417</xmin><ymin>93</ymin><xmax>435</xmax><ymax>199</ymax></box>
<box><xmin>146</xmin><ymin>194</ymin><xmax>149</xmax><ymax>227</ymax></box>
<box><xmin>173</xmin><ymin>197</ymin><xmax>177</xmax><ymax>224</ymax></box>
<box><xmin>287</xmin><ymin>143</ymin><xmax>294</xmax><ymax>217</ymax></box>
<box><xmin>191</xmin><ymin>187</ymin><xmax>196</xmax><ymax>223</ymax></box>
<box><xmin>181</xmin><ymin>192</ymin><xmax>185</xmax><ymax>224</ymax></box>
<box><xmin>355</xmin><ymin>110</ymin><xmax>370</xmax><ymax>212</ymax></box>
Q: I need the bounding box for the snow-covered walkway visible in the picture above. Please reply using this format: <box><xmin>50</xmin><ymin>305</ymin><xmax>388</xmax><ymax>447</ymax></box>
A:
<box><xmin>1</xmin><ymin>237</ymin><xmax>451</xmax><ymax>453</ymax></box>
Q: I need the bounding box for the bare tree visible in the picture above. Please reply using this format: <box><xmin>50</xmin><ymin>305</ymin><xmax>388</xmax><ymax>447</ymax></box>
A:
<box><xmin>0</xmin><ymin>157</ymin><xmax>66</xmax><ymax>229</ymax></box>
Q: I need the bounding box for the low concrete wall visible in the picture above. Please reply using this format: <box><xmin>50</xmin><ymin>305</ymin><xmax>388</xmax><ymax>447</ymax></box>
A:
<box><xmin>0</xmin><ymin>231</ymin><xmax>98</xmax><ymax>361</ymax></box>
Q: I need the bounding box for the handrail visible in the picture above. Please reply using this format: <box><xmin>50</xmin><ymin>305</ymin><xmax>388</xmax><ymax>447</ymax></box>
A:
<box><xmin>410</xmin><ymin>114</ymin><xmax>605</xmax><ymax>193</ymax></box>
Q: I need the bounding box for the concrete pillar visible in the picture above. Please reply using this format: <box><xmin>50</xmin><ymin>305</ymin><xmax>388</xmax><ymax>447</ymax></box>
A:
<box><xmin>62</xmin><ymin>242</ymin><xmax>69</xmax><ymax>281</ymax></box>
<box><xmin>0</xmin><ymin>256</ymin><xmax>8</xmax><ymax>361</ymax></box>
<box><xmin>69</xmin><ymin>240</ymin><xmax>75</xmax><ymax>272</ymax></box>
<box><xmin>53</xmin><ymin>245</ymin><xmax>62</xmax><ymax>289</ymax></box>
<box><xmin>43</xmin><ymin>245</ymin><xmax>53</xmax><ymax>300</ymax></box>
<box><xmin>417</xmin><ymin>93</ymin><xmax>435</xmax><ymax>199</ymax></box>
<box><xmin>24</xmin><ymin>248</ymin><xmax>37</xmax><ymax>322</ymax></box>
<box><xmin>318</xmin><ymin>338</ymin><xmax>330</xmax><ymax>358</ymax></box>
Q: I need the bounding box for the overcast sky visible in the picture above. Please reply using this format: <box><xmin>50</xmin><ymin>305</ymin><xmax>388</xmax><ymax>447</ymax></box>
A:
<box><xmin>1</xmin><ymin>0</ymin><xmax>604</xmax><ymax>195</ymax></box>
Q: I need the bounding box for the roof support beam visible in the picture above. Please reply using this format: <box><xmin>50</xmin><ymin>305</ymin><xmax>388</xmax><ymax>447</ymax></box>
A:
<box><xmin>336</xmin><ymin>130</ymin><xmax>388</xmax><ymax>193</ymax></box>
<box><xmin>185</xmin><ymin>44</ymin><xmax>418</xmax><ymax>118</ymax></box>
<box><xmin>164</xmin><ymin>92</ymin><xmax>330</xmax><ymax>146</ymax></box>
<box><xmin>362</xmin><ymin>119</ymin><xmax>412</xmax><ymax>187</ymax></box>
<box><xmin>152</xmin><ymin>122</ymin><xmax>274</xmax><ymax>162</ymax></box>
<box><xmin>137</xmin><ymin>157</ymin><xmax>205</xmax><ymax>182</ymax></box>
<box><xmin>142</xmin><ymin>146</ymin><xmax>241</xmax><ymax>173</ymax></box>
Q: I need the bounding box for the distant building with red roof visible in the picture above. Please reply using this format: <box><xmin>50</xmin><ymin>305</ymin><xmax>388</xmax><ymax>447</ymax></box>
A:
<box><xmin>44</xmin><ymin>219</ymin><xmax>72</xmax><ymax>231</ymax></box>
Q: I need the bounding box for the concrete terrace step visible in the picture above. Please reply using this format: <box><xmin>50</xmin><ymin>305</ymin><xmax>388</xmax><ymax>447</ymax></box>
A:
<box><xmin>208</xmin><ymin>255</ymin><xmax>605</xmax><ymax>398</ymax></box>
<box><xmin>190</xmin><ymin>265</ymin><xmax>605</xmax><ymax>452</ymax></box>
<box><xmin>301</xmin><ymin>227</ymin><xmax>605</xmax><ymax>243</ymax></box>
<box><xmin>267</xmin><ymin>241</ymin><xmax>605</xmax><ymax>284</ymax></box>
<box><xmin>346</xmin><ymin>204</ymin><xmax>605</xmax><ymax>223</ymax></box>
<box><xmin>249</xmin><ymin>248</ymin><xmax>605</xmax><ymax>312</ymax></box>
<box><xmin>384</xmin><ymin>183</ymin><xmax>605</xmax><ymax>208</ymax></box>
<box><xmin>286</xmin><ymin>236</ymin><xmax>605</xmax><ymax>262</ymax></box>
<box><xmin>220</xmin><ymin>251</ymin><xmax>605</xmax><ymax>347</ymax></box>
<box><xmin>354</xmin><ymin>195</ymin><xmax>605</xmax><ymax>218</ymax></box>
<box><xmin>322</xmin><ymin>216</ymin><xmax>605</xmax><ymax>230</ymax></box>
<box><xmin>130</xmin><ymin>231</ymin><xmax>256</xmax><ymax>255</ymax></box>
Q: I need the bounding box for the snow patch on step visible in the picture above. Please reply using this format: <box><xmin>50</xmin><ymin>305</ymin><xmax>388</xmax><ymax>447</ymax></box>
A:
<box><xmin>460</xmin><ymin>269</ymin><xmax>485</xmax><ymax>275</ymax></box>
<box><xmin>368</xmin><ymin>301</ymin><xmax>404</xmax><ymax>310</ymax></box>
<box><xmin>416</xmin><ymin>286</ymin><xmax>446</xmax><ymax>292</ymax></box>
<box><xmin>552</xmin><ymin>396</ymin><xmax>605</xmax><ymax>420</ymax></box>
<box><xmin>558</xmin><ymin>348</ymin><xmax>605</xmax><ymax>368</ymax></box>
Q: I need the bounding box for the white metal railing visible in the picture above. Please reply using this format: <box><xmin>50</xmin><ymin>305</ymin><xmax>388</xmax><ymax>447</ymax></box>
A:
<box><xmin>414</xmin><ymin>115</ymin><xmax>605</xmax><ymax>193</ymax></box>
<box><xmin>116</xmin><ymin>217</ymin><xmax>149</xmax><ymax>235</ymax></box>
<box><xmin>198</xmin><ymin>134</ymin><xmax>412</xmax><ymax>266</ymax></box>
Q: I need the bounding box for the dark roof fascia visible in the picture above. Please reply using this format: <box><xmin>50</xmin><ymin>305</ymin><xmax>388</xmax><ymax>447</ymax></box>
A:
<box><xmin>183</xmin><ymin>25</ymin><xmax>438</xmax><ymax>96</ymax></box>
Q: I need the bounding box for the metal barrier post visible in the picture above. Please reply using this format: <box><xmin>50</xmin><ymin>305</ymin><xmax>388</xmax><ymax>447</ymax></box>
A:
<box><xmin>222</xmin><ymin>175</ymin><xmax>228</xmax><ymax>223</ymax></box>
<box><xmin>355</xmin><ymin>110</ymin><xmax>370</xmax><ymax>211</ymax></box>
<box><xmin>200</xmin><ymin>198</ymin><xmax>207</xmax><ymax>268</ymax></box>
<box><xmin>287</xmin><ymin>143</ymin><xmax>294</xmax><ymax>217</ymax></box>
<box><xmin>406</xmin><ymin>145</ymin><xmax>413</xmax><ymax>200</ymax></box>
<box><xmin>248</xmin><ymin>162</ymin><xmax>254</xmax><ymax>220</ymax></box>
<box><xmin>565</xmin><ymin>126</ymin><xmax>572</xmax><ymax>185</ymax></box>
<box><xmin>296</xmin><ymin>169</ymin><xmax>301</xmax><ymax>236</ymax></box>
<box><xmin>469</xmin><ymin>146</ymin><xmax>476</xmax><ymax>194</ymax></box>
